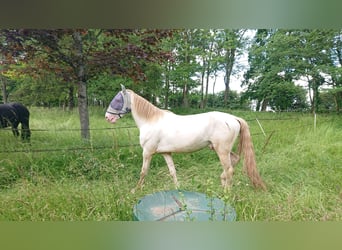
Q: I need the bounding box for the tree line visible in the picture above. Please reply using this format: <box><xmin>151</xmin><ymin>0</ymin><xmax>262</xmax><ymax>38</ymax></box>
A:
<box><xmin>1</xmin><ymin>29</ymin><xmax>341</xmax><ymax>139</ymax></box>
<box><xmin>244</xmin><ymin>29</ymin><xmax>342</xmax><ymax>113</ymax></box>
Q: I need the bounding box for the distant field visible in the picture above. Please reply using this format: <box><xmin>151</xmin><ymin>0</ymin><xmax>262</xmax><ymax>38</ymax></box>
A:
<box><xmin>0</xmin><ymin>107</ymin><xmax>341</xmax><ymax>221</ymax></box>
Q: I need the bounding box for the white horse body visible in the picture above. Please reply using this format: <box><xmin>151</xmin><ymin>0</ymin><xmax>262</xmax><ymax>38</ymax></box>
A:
<box><xmin>138</xmin><ymin>111</ymin><xmax>240</xmax><ymax>154</ymax></box>
<box><xmin>106</xmin><ymin>86</ymin><xmax>266</xmax><ymax>192</ymax></box>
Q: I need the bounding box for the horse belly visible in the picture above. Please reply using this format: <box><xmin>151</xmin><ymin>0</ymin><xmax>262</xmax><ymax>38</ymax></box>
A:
<box><xmin>156</xmin><ymin>136</ymin><xmax>210</xmax><ymax>153</ymax></box>
<box><xmin>156</xmin><ymin>120</ymin><xmax>212</xmax><ymax>153</ymax></box>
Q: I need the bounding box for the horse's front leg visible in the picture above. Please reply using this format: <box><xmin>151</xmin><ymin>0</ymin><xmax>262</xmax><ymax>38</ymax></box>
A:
<box><xmin>11</xmin><ymin>126</ymin><xmax>19</xmax><ymax>137</ymax></box>
<box><xmin>131</xmin><ymin>150</ymin><xmax>152</xmax><ymax>193</ymax></box>
<box><xmin>162</xmin><ymin>153</ymin><xmax>179</xmax><ymax>189</ymax></box>
<box><xmin>21</xmin><ymin>120</ymin><xmax>31</xmax><ymax>141</ymax></box>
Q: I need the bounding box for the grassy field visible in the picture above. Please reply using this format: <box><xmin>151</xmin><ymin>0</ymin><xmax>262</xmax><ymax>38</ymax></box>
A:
<box><xmin>0</xmin><ymin>106</ymin><xmax>341</xmax><ymax>221</ymax></box>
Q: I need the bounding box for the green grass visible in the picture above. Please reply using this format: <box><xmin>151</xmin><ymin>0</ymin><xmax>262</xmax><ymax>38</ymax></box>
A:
<box><xmin>0</xmin><ymin>107</ymin><xmax>341</xmax><ymax>221</ymax></box>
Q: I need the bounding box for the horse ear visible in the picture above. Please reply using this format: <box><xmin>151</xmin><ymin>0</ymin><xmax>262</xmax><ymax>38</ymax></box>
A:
<box><xmin>121</xmin><ymin>84</ymin><xmax>126</xmax><ymax>94</ymax></box>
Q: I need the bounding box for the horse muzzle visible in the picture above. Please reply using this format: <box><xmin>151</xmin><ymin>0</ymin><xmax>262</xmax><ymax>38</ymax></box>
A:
<box><xmin>105</xmin><ymin>112</ymin><xmax>120</xmax><ymax>124</ymax></box>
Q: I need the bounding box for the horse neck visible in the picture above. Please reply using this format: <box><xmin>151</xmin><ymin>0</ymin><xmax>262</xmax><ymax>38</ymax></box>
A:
<box><xmin>130</xmin><ymin>91</ymin><xmax>164</xmax><ymax>128</ymax></box>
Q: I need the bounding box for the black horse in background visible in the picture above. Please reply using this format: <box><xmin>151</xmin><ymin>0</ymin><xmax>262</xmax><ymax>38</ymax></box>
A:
<box><xmin>0</xmin><ymin>102</ymin><xmax>31</xmax><ymax>141</ymax></box>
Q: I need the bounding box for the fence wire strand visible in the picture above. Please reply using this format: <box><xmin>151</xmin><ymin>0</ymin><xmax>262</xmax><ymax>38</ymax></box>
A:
<box><xmin>0</xmin><ymin>116</ymin><xmax>324</xmax><ymax>154</ymax></box>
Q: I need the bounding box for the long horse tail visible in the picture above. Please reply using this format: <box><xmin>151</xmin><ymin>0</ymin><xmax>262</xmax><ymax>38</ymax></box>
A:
<box><xmin>236</xmin><ymin>118</ymin><xmax>266</xmax><ymax>190</ymax></box>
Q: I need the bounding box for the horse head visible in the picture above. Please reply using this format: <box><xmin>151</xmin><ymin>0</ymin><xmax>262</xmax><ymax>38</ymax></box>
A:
<box><xmin>105</xmin><ymin>85</ymin><xmax>131</xmax><ymax>123</ymax></box>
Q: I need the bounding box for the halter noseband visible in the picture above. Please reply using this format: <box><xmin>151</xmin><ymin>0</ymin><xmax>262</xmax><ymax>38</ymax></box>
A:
<box><xmin>106</xmin><ymin>108</ymin><xmax>130</xmax><ymax>118</ymax></box>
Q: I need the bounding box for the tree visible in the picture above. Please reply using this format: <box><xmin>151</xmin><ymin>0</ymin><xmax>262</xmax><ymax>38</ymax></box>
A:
<box><xmin>324</xmin><ymin>30</ymin><xmax>342</xmax><ymax>113</ymax></box>
<box><xmin>285</xmin><ymin>30</ymin><xmax>335</xmax><ymax>113</ymax></box>
<box><xmin>0</xmin><ymin>29</ymin><xmax>172</xmax><ymax>139</ymax></box>
<box><xmin>268</xmin><ymin>81</ymin><xmax>307</xmax><ymax>111</ymax></box>
<box><xmin>159</xmin><ymin>29</ymin><xmax>248</xmax><ymax>109</ymax></box>
<box><xmin>0</xmin><ymin>35</ymin><xmax>16</xmax><ymax>104</ymax></box>
<box><xmin>243</xmin><ymin>29</ymin><xmax>278</xmax><ymax>111</ymax></box>
<box><xmin>244</xmin><ymin>29</ymin><xmax>336</xmax><ymax>112</ymax></box>
<box><xmin>173</xmin><ymin>30</ymin><xmax>200</xmax><ymax>108</ymax></box>
<box><xmin>217</xmin><ymin>29</ymin><xmax>247</xmax><ymax>107</ymax></box>
<box><xmin>156</xmin><ymin>30</ymin><xmax>200</xmax><ymax>108</ymax></box>
<box><xmin>196</xmin><ymin>29</ymin><xmax>221</xmax><ymax>109</ymax></box>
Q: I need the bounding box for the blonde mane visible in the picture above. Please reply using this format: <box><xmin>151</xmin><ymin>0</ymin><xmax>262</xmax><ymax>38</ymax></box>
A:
<box><xmin>129</xmin><ymin>90</ymin><xmax>165</xmax><ymax>122</ymax></box>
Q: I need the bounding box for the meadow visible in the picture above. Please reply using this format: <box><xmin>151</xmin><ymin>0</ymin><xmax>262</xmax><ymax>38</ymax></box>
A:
<box><xmin>0</xmin><ymin>106</ymin><xmax>341</xmax><ymax>221</ymax></box>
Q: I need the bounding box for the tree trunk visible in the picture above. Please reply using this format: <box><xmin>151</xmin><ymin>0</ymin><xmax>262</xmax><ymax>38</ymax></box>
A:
<box><xmin>68</xmin><ymin>84</ymin><xmax>75</xmax><ymax>111</ymax></box>
<box><xmin>203</xmin><ymin>67</ymin><xmax>210</xmax><ymax>108</ymax></box>
<box><xmin>338</xmin><ymin>91</ymin><xmax>342</xmax><ymax>114</ymax></box>
<box><xmin>309</xmin><ymin>78</ymin><xmax>320</xmax><ymax>114</ymax></box>
<box><xmin>182</xmin><ymin>83</ymin><xmax>189</xmax><ymax>108</ymax></box>
<box><xmin>164</xmin><ymin>63</ymin><xmax>170</xmax><ymax>109</ymax></box>
<box><xmin>73</xmin><ymin>31</ymin><xmax>90</xmax><ymax>140</ymax></box>
<box><xmin>224</xmin><ymin>78</ymin><xmax>230</xmax><ymax>106</ymax></box>
<box><xmin>256</xmin><ymin>100</ymin><xmax>261</xmax><ymax>111</ymax></box>
<box><xmin>1</xmin><ymin>76</ymin><xmax>8</xmax><ymax>103</ymax></box>
<box><xmin>261</xmin><ymin>99</ymin><xmax>268</xmax><ymax>111</ymax></box>
<box><xmin>224</xmin><ymin>48</ymin><xmax>235</xmax><ymax>107</ymax></box>
<box><xmin>200</xmin><ymin>67</ymin><xmax>205</xmax><ymax>109</ymax></box>
<box><xmin>212</xmin><ymin>74</ymin><xmax>217</xmax><ymax>107</ymax></box>
<box><xmin>78</xmin><ymin>81</ymin><xmax>90</xmax><ymax>140</ymax></box>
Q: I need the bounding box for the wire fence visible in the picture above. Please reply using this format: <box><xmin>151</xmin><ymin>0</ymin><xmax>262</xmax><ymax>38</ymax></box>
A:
<box><xmin>0</xmin><ymin>116</ymin><xmax>322</xmax><ymax>154</ymax></box>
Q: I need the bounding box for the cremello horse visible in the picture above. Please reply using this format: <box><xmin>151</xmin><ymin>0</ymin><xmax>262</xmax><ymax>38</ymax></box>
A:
<box><xmin>105</xmin><ymin>85</ymin><xmax>266</xmax><ymax>192</ymax></box>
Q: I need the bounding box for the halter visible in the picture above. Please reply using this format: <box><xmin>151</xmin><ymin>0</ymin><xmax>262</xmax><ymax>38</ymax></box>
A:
<box><xmin>106</xmin><ymin>90</ymin><xmax>131</xmax><ymax>118</ymax></box>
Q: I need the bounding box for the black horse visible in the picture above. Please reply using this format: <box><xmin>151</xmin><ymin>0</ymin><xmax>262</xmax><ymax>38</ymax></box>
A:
<box><xmin>0</xmin><ymin>102</ymin><xmax>31</xmax><ymax>141</ymax></box>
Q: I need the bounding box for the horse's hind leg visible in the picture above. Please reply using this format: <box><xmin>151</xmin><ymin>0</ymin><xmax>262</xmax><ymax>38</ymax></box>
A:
<box><xmin>230</xmin><ymin>152</ymin><xmax>240</xmax><ymax>167</ymax></box>
<box><xmin>211</xmin><ymin>143</ymin><xmax>240</xmax><ymax>167</ymax></box>
<box><xmin>162</xmin><ymin>153</ymin><xmax>179</xmax><ymax>189</ymax></box>
<box><xmin>215</xmin><ymin>147</ymin><xmax>234</xmax><ymax>189</ymax></box>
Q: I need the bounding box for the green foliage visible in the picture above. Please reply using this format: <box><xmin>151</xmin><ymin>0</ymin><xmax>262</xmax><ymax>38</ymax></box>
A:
<box><xmin>87</xmin><ymin>73</ymin><xmax>134</xmax><ymax>106</ymax></box>
<box><xmin>268</xmin><ymin>81</ymin><xmax>308</xmax><ymax>111</ymax></box>
<box><xmin>207</xmin><ymin>90</ymin><xmax>246</xmax><ymax>109</ymax></box>
<box><xmin>159</xmin><ymin>29</ymin><xmax>248</xmax><ymax>109</ymax></box>
<box><xmin>0</xmin><ymin>108</ymin><xmax>341</xmax><ymax>221</ymax></box>
<box><xmin>244</xmin><ymin>29</ymin><xmax>341</xmax><ymax>112</ymax></box>
<box><xmin>3</xmin><ymin>29</ymin><xmax>341</xmax><ymax>113</ymax></box>
<box><xmin>8</xmin><ymin>73</ymin><xmax>72</xmax><ymax>106</ymax></box>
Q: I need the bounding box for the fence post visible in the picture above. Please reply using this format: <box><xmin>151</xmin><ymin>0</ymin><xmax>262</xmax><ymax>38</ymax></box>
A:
<box><xmin>262</xmin><ymin>130</ymin><xmax>275</xmax><ymax>153</ymax></box>
<box><xmin>256</xmin><ymin>118</ymin><xmax>266</xmax><ymax>137</ymax></box>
